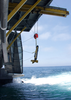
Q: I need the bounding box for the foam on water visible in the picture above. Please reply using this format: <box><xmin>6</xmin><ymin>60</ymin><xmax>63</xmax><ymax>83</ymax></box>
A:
<box><xmin>14</xmin><ymin>72</ymin><xmax>71</xmax><ymax>87</ymax></box>
<box><xmin>2</xmin><ymin>67</ymin><xmax>71</xmax><ymax>100</ymax></box>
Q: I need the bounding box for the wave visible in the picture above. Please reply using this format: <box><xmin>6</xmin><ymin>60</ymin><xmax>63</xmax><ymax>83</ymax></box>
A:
<box><xmin>14</xmin><ymin>72</ymin><xmax>71</xmax><ymax>87</ymax></box>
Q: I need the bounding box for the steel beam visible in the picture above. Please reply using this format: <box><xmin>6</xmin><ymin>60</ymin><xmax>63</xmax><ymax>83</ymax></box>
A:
<box><xmin>39</xmin><ymin>7</ymin><xmax>69</xmax><ymax>17</ymax></box>
<box><xmin>6</xmin><ymin>0</ymin><xmax>41</xmax><ymax>37</ymax></box>
<box><xmin>7</xmin><ymin>27</ymin><xmax>26</xmax><ymax>50</ymax></box>
<box><xmin>8</xmin><ymin>0</ymin><xmax>27</xmax><ymax>22</ymax></box>
<box><xmin>9</xmin><ymin>3</ymin><xmax>69</xmax><ymax>17</ymax></box>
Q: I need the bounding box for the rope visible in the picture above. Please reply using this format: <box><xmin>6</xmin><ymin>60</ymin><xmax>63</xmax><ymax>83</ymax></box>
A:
<box><xmin>33</xmin><ymin>24</ymin><xmax>35</xmax><ymax>35</ymax></box>
<box><xmin>23</xmin><ymin>50</ymin><xmax>34</xmax><ymax>54</ymax></box>
<box><xmin>23</xmin><ymin>56</ymin><xmax>33</xmax><ymax>62</ymax></box>
<box><xmin>35</xmin><ymin>39</ymin><xmax>37</xmax><ymax>46</ymax></box>
<box><xmin>23</xmin><ymin>19</ymin><xmax>39</xmax><ymax>62</ymax></box>
<box><xmin>53</xmin><ymin>1</ymin><xmax>59</xmax><ymax>7</ymax></box>
<box><xmin>37</xmin><ymin>20</ymin><xmax>38</xmax><ymax>34</ymax></box>
<box><xmin>22</xmin><ymin>36</ymin><xmax>33</xmax><ymax>43</ymax></box>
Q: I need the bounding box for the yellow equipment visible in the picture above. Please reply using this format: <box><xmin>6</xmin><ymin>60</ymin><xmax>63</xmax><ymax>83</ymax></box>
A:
<box><xmin>31</xmin><ymin>45</ymin><xmax>39</xmax><ymax>64</ymax></box>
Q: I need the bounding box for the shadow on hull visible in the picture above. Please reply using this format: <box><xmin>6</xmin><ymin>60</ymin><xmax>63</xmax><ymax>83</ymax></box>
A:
<box><xmin>0</xmin><ymin>69</ymin><xmax>13</xmax><ymax>86</ymax></box>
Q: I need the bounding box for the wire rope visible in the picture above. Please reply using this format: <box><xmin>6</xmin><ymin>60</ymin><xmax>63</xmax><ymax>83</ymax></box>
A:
<box><xmin>22</xmin><ymin>36</ymin><xmax>33</xmax><ymax>43</ymax></box>
<box><xmin>22</xmin><ymin>18</ymin><xmax>39</xmax><ymax>62</ymax></box>
<box><xmin>23</xmin><ymin>50</ymin><xmax>34</xmax><ymax>54</ymax></box>
<box><xmin>52</xmin><ymin>0</ymin><xmax>59</xmax><ymax>7</ymax></box>
<box><xmin>23</xmin><ymin>56</ymin><xmax>33</xmax><ymax>62</ymax></box>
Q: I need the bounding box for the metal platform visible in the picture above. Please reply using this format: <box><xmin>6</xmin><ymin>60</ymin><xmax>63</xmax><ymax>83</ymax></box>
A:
<box><xmin>7</xmin><ymin>0</ymin><xmax>69</xmax><ymax>32</ymax></box>
<box><xmin>8</xmin><ymin>0</ymin><xmax>53</xmax><ymax>31</ymax></box>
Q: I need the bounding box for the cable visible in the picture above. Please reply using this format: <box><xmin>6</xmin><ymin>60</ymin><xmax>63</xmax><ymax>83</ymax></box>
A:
<box><xmin>22</xmin><ymin>36</ymin><xmax>33</xmax><ymax>43</ymax></box>
<box><xmin>23</xmin><ymin>50</ymin><xmax>34</xmax><ymax>54</ymax></box>
<box><xmin>23</xmin><ymin>56</ymin><xmax>33</xmax><ymax>62</ymax></box>
<box><xmin>53</xmin><ymin>1</ymin><xmax>59</xmax><ymax>7</ymax></box>
<box><xmin>22</xmin><ymin>19</ymin><xmax>39</xmax><ymax>62</ymax></box>
<box><xmin>34</xmin><ymin>24</ymin><xmax>35</xmax><ymax>34</ymax></box>
<box><xmin>37</xmin><ymin>20</ymin><xmax>38</xmax><ymax>34</ymax></box>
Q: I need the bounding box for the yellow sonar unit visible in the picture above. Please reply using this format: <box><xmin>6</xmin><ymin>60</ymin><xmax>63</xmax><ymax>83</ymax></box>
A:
<box><xmin>31</xmin><ymin>45</ymin><xmax>39</xmax><ymax>64</ymax></box>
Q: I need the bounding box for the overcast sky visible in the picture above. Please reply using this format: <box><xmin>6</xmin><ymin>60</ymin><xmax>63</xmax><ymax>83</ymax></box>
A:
<box><xmin>21</xmin><ymin>0</ymin><xmax>71</xmax><ymax>67</ymax></box>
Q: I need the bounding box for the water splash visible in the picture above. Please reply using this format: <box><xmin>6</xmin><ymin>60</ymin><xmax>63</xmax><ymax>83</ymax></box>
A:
<box><xmin>4</xmin><ymin>72</ymin><xmax>71</xmax><ymax>92</ymax></box>
<box><xmin>14</xmin><ymin>72</ymin><xmax>71</xmax><ymax>87</ymax></box>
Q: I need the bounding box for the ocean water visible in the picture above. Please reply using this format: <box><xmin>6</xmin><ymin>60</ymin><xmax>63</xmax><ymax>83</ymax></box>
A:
<box><xmin>0</xmin><ymin>66</ymin><xmax>71</xmax><ymax>100</ymax></box>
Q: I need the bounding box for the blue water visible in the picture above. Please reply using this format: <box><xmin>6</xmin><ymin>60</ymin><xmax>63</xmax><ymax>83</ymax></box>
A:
<box><xmin>0</xmin><ymin>66</ymin><xmax>71</xmax><ymax>100</ymax></box>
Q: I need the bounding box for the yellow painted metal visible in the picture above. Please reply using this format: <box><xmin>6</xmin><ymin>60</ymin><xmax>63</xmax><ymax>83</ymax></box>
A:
<box><xmin>6</xmin><ymin>0</ymin><xmax>41</xmax><ymax>37</ymax></box>
<box><xmin>7</xmin><ymin>27</ymin><xmax>26</xmax><ymax>50</ymax></box>
<box><xmin>8</xmin><ymin>0</ymin><xmax>27</xmax><ymax>22</ymax></box>
<box><xmin>9</xmin><ymin>3</ymin><xmax>69</xmax><ymax>17</ymax></box>
<box><xmin>39</xmin><ymin>10</ymin><xmax>69</xmax><ymax>17</ymax></box>
<box><xmin>31</xmin><ymin>46</ymin><xmax>39</xmax><ymax>64</ymax></box>
<box><xmin>31</xmin><ymin>60</ymin><xmax>38</xmax><ymax>63</ymax></box>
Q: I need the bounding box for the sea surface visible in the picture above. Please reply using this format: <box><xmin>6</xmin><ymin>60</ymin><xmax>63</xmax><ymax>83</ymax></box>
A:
<box><xmin>0</xmin><ymin>66</ymin><xmax>71</xmax><ymax>100</ymax></box>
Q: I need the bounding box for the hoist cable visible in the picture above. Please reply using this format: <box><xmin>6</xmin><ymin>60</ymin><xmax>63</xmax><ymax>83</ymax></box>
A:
<box><xmin>37</xmin><ymin>20</ymin><xmax>38</xmax><ymax>34</ymax></box>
